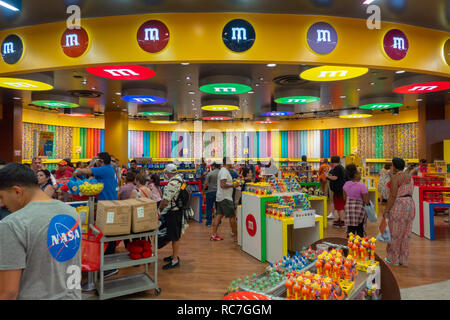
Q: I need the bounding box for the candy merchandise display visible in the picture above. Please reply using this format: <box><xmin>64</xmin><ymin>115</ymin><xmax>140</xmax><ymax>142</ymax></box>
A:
<box><xmin>284</xmin><ymin>271</ymin><xmax>345</xmax><ymax>300</ymax></box>
<box><xmin>265</xmin><ymin>194</ymin><xmax>310</xmax><ymax>219</ymax></box>
<box><xmin>347</xmin><ymin>234</ymin><xmax>378</xmax><ymax>272</ymax></box>
<box><xmin>227</xmin><ymin>251</ymin><xmax>316</xmax><ymax>295</ymax></box>
<box><xmin>244</xmin><ymin>182</ymin><xmax>274</xmax><ymax>195</ymax></box>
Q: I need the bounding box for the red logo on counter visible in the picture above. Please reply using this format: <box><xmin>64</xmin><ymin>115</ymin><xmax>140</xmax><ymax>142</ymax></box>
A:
<box><xmin>61</xmin><ymin>27</ymin><xmax>89</xmax><ymax>58</ymax></box>
<box><xmin>137</xmin><ymin>20</ymin><xmax>170</xmax><ymax>53</ymax></box>
<box><xmin>246</xmin><ymin>214</ymin><xmax>257</xmax><ymax>237</ymax></box>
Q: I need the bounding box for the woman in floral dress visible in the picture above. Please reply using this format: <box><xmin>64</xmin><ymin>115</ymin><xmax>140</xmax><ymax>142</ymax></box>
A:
<box><xmin>383</xmin><ymin>157</ymin><xmax>415</xmax><ymax>266</ymax></box>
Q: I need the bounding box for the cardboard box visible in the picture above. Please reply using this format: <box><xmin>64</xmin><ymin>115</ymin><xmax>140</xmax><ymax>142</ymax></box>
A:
<box><xmin>95</xmin><ymin>200</ymin><xmax>131</xmax><ymax>236</ymax></box>
<box><xmin>123</xmin><ymin>198</ymin><xmax>158</xmax><ymax>233</ymax></box>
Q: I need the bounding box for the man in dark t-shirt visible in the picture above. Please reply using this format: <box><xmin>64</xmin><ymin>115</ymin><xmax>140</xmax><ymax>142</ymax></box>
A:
<box><xmin>326</xmin><ymin>155</ymin><xmax>347</xmax><ymax>227</ymax></box>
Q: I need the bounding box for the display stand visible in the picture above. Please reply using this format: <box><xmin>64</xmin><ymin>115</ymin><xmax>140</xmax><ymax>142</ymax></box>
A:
<box><xmin>95</xmin><ymin>228</ymin><xmax>160</xmax><ymax>300</ymax></box>
<box><xmin>421</xmin><ymin>202</ymin><xmax>450</xmax><ymax>240</ymax></box>
<box><xmin>190</xmin><ymin>192</ymin><xmax>203</xmax><ymax>222</ymax></box>
<box><xmin>241</xmin><ymin>192</ymin><xmax>324</xmax><ymax>263</ymax></box>
<box><xmin>412</xmin><ymin>185</ymin><xmax>450</xmax><ymax>238</ymax></box>
<box><xmin>241</xmin><ymin>192</ymin><xmax>277</xmax><ymax>262</ymax></box>
<box><xmin>309</xmin><ymin>196</ymin><xmax>327</xmax><ymax>228</ymax></box>
<box><xmin>265</xmin><ymin>215</ymin><xmax>323</xmax><ymax>264</ymax></box>
<box><xmin>367</xmin><ymin>189</ymin><xmax>379</xmax><ymax>215</ymax></box>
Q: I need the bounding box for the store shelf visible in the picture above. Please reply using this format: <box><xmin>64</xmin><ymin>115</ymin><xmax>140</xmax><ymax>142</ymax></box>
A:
<box><xmin>365</xmin><ymin>158</ymin><xmax>419</xmax><ymax>163</ymax></box>
<box><xmin>103</xmin><ymin>252</ymin><xmax>157</xmax><ymax>271</ymax></box>
<box><xmin>22</xmin><ymin>158</ymin><xmax>91</xmax><ymax>164</ymax></box>
<box><xmin>97</xmin><ymin>273</ymin><xmax>157</xmax><ymax>300</ymax></box>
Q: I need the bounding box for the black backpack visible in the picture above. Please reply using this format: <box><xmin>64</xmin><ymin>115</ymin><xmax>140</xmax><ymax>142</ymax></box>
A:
<box><xmin>172</xmin><ymin>177</ymin><xmax>191</xmax><ymax>210</ymax></box>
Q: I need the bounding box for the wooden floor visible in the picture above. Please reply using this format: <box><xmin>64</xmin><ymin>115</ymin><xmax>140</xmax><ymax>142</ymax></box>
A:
<box><xmin>101</xmin><ymin>203</ymin><xmax>450</xmax><ymax>300</ymax></box>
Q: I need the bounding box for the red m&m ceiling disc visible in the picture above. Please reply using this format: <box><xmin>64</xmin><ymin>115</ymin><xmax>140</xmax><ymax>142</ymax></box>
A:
<box><xmin>394</xmin><ymin>82</ymin><xmax>450</xmax><ymax>94</ymax></box>
<box><xmin>86</xmin><ymin>65</ymin><xmax>155</xmax><ymax>80</ymax></box>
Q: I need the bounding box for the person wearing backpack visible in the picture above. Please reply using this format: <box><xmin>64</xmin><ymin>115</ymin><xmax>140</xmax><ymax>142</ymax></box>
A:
<box><xmin>159</xmin><ymin>164</ymin><xmax>185</xmax><ymax>270</ymax></box>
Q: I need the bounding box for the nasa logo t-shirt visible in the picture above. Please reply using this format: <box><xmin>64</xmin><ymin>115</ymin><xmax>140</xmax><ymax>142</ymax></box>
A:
<box><xmin>0</xmin><ymin>201</ymin><xmax>82</xmax><ymax>300</ymax></box>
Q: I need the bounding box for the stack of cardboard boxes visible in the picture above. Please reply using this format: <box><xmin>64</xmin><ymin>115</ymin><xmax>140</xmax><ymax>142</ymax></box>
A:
<box><xmin>96</xmin><ymin>198</ymin><xmax>158</xmax><ymax>236</ymax></box>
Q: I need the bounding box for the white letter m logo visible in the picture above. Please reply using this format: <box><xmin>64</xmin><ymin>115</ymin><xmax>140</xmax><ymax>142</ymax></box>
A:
<box><xmin>3</xmin><ymin>42</ymin><xmax>14</xmax><ymax>54</ymax></box>
<box><xmin>393</xmin><ymin>37</ymin><xmax>405</xmax><ymax>50</ymax></box>
<box><xmin>317</xmin><ymin>29</ymin><xmax>331</xmax><ymax>42</ymax></box>
<box><xmin>144</xmin><ymin>28</ymin><xmax>159</xmax><ymax>41</ymax></box>
<box><xmin>104</xmin><ymin>69</ymin><xmax>139</xmax><ymax>77</ymax></box>
<box><xmin>231</xmin><ymin>28</ymin><xmax>247</xmax><ymax>41</ymax></box>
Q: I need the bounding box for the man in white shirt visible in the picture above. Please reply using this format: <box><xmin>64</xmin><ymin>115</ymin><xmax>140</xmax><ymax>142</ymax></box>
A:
<box><xmin>210</xmin><ymin>157</ymin><xmax>239</xmax><ymax>241</ymax></box>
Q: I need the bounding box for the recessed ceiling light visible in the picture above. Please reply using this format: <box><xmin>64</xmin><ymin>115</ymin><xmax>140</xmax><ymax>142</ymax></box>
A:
<box><xmin>13</xmin><ymin>97</ymin><xmax>21</xmax><ymax>100</ymax></box>
<box><xmin>115</xmin><ymin>92</ymin><xmax>121</xmax><ymax>95</ymax></box>
<box><xmin>370</xmin><ymin>82</ymin><xmax>375</xmax><ymax>85</ymax></box>
<box><xmin>187</xmin><ymin>83</ymin><xmax>192</xmax><ymax>86</ymax></box>
<box><xmin>188</xmin><ymin>91</ymin><xmax>195</xmax><ymax>95</ymax></box>
<box><xmin>259</xmin><ymin>77</ymin><xmax>264</xmax><ymax>81</ymax></box>
<box><xmin>91</xmin><ymin>87</ymin><xmax>96</xmax><ymax>90</ymax></box>
<box><xmin>340</xmin><ymin>96</ymin><xmax>346</xmax><ymax>98</ymax></box>
<box><xmin>266</xmin><ymin>63</ymin><xmax>276</xmax><ymax>67</ymax></box>
<box><xmin>248</xmin><ymin>91</ymin><xmax>254</xmax><ymax>94</ymax></box>
<box><xmin>395</xmin><ymin>70</ymin><xmax>406</xmax><ymax>74</ymax></box>
<box><xmin>82</xmin><ymin>79</ymin><xmax>87</xmax><ymax>85</ymax></box>
<box><xmin>357</xmin><ymin>88</ymin><xmax>361</xmax><ymax>91</ymax></box>
<box><xmin>255</xmin><ymin>84</ymin><xmax>259</xmax><ymax>87</ymax></box>
<box><xmin>416</xmin><ymin>99</ymin><xmax>423</xmax><ymax>102</ymax></box>
<box><xmin>186</xmin><ymin>76</ymin><xmax>191</xmax><ymax>80</ymax></box>
<box><xmin>181</xmin><ymin>62</ymin><xmax>190</xmax><ymax>65</ymax></box>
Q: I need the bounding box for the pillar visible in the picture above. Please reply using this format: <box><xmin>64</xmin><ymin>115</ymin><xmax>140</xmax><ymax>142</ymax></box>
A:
<box><xmin>104</xmin><ymin>110</ymin><xmax>129</xmax><ymax>166</ymax></box>
<box><xmin>418</xmin><ymin>93</ymin><xmax>450</xmax><ymax>162</ymax></box>
<box><xmin>0</xmin><ymin>91</ymin><xmax>23</xmax><ymax>163</ymax></box>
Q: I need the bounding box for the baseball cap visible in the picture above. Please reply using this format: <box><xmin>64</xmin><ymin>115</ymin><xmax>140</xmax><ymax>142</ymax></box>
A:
<box><xmin>58</xmin><ymin>160</ymin><xmax>68</xmax><ymax>166</ymax></box>
<box><xmin>165</xmin><ymin>163</ymin><xmax>177</xmax><ymax>173</ymax></box>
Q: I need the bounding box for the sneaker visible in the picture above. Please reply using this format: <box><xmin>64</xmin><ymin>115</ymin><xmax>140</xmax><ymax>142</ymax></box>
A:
<box><xmin>327</xmin><ymin>213</ymin><xmax>334</xmax><ymax>219</ymax></box>
<box><xmin>384</xmin><ymin>257</ymin><xmax>399</xmax><ymax>266</ymax></box>
<box><xmin>163</xmin><ymin>255</ymin><xmax>173</xmax><ymax>262</ymax></box>
<box><xmin>104</xmin><ymin>269</ymin><xmax>118</xmax><ymax>278</ymax></box>
<box><xmin>210</xmin><ymin>235</ymin><xmax>224</xmax><ymax>241</ymax></box>
<box><xmin>162</xmin><ymin>257</ymin><xmax>180</xmax><ymax>270</ymax></box>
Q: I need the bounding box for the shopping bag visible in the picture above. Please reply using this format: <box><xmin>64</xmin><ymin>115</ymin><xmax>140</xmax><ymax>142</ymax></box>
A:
<box><xmin>157</xmin><ymin>215</ymin><xmax>169</xmax><ymax>250</ymax></box>
<box><xmin>365</xmin><ymin>201</ymin><xmax>377</xmax><ymax>222</ymax></box>
<box><xmin>81</xmin><ymin>225</ymin><xmax>103</xmax><ymax>272</ymax></box>
<box><xmin>376</xmin><ymin>218</ymin><xmax>391</xmax><ymax>243</ymax></box>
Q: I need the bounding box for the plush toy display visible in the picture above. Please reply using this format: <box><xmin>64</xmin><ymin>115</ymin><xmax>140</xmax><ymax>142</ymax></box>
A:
<box><xmin>127</xmin><ymin>240</ymin><xmax>153</xmax><ymax>260</ymax></box>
